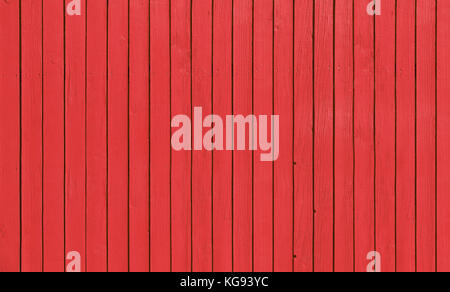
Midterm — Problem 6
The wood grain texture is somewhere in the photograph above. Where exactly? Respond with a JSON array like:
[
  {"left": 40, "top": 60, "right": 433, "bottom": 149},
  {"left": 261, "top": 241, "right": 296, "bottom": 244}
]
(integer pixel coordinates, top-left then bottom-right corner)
[
  {"left": 21, "top": 0, "right": 43, "bottom": 272},
  {"left": 437, "top": 0, "right": 450, "bottom": 273},
  {"left": 313, "top": 0, "right": 334, "bottom": 272},
  {"left": 86, "top": 0, "right": 107, "bottom": 272},
  {"left": 149, "top": 0, "right": 171, "bottom": 272},
  {"left": 232, "top": 0, "right": 253, "bottom": 272},
  {"left": 129, "top": 0, "right": 149, "bottom": 272},
  {"left": 396, "top": 0, "right": 416, "bottom": 272},
  {"left": 253, "top": 0, "right": 273, "bottom": 273},
  {"left": 416, "top": 0, "right": 436, "bottom": 272},
  {"left": 212, "top": 0, "right": 233, "bottom": 273},
  {"left": 43, "top": 0, "right": 65, "bottom": 272},
  {"left": 0, "top": 0, "right": 21, "bottom": 273},
  {"left": 192, "top": 0, "right": 213, "bottom": 272},
  {"left": 0, "top": 0, "right": 447, "bottom": 272},
  {"left": 334, "top": 0, "right": 354, "bottom": 272},
  {"left": 107, "top": 0, "right": 129, "bottom": 272},
  {"left": 375, "top": 0, "right": 396, "bottom": 272},
  {"left": 354, "top": 0, "right": 375, "bottom": 272},
  {"left": 274, "top": 0, "right": 294, "bottom": 273},
  {"left": 170, "top": 0, "right": 191, "bottom": 273},
  {"left": 293, "top": 0, "right": 313, "bottom": 273},
  {"left": 64, "top": 0, "right": 86, "bottom": 272}
]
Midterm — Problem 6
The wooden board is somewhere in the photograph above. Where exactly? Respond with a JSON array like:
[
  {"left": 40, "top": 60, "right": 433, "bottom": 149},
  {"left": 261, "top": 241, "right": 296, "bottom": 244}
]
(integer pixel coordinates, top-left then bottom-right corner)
[{"left": 0, "top": 0, "right": 446, "bottom": 272}]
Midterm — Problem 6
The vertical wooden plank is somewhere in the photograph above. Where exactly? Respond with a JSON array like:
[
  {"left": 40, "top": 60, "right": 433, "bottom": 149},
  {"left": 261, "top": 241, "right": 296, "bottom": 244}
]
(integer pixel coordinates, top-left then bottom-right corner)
[
  {"left": 86, "top": 0, "right": 107, "bottom": 272},
  {"left": 274, "top": 0, "right": 294, "bottom": 272},
  {"left": 416, "top": 0, "right": 436, "bottom": 272},
  {"left": 313, "top": 0, "right": 333, "bottom": 272},
  {"left": 107, "top": 0, "right": 129, "bottom": 272},
  {"left": 334, "top": 0, "right": 354, "bottom": 272},
  {"left": 354, "top": 0, "right": 375, "bottom": 272},
  {"left": 0, "top": 0, "right": 21, "bottom": 273},
  {"left": 192, "top": 0, "right": 213, "bottom": 272},
  {"left": 150, "top": 0, "right": 171, "bottom": 272},
  {"left": 21, "top": 0, "right": 43, "bottom": 272},
  {"left": 375, "top": 0, "right": 396, "bottom": 272},
  {"left": 43, "top": 0, "right": 65, "bottom": 272},
  {"left": 129, "top": 0, "right": 149, "bottom": 272},
  {"left": 212, "top": 0, "right": 233, "bottom": 272},
  {"left": 65, "top": 0, "right": 86, "bottom": 272},
  {"left": 253, "top": 0, "right": 273, "bottom": 272},
  {"left": 293, "top": 0, "right": 313, "bottom": 273},
  {"left": 171, "top": 0, "right": 191, "bottom": 272},
  {"left": 437, "top": 0, "right": 450, "bottom": 272},
  {"left": 233, "top": 0, "right": 253, "bottom": 272},
  {"left": 396, "top": 0, "right": 416, "bottom": 273}
]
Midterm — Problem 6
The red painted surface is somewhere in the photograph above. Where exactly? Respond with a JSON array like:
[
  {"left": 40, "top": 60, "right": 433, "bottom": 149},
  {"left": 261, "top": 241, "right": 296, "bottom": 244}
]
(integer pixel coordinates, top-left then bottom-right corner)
[
  {"left": 0, "top": 0, "right": 449, "bottom": 272},
  {"left": 43, "top": 0, "right": 65, "bottom": 272},
  {"left": 334, "top": 0, "right": 353, "bottom": 272},
  {"left": 171, "top": 0, "right": 191, "bottom": 272},
  {"left": 437, "top": 0, "right": 450, "bottom": 273},
  {"left": 254, "top": 0, "right": 274, "bottom": 272},
  {"left": 86, "top": 0, "right": 107, "bottom": 272},
  {"left": 64, "top": 0, "right": 86, "bottom": 273},
  {"left": 396, "top": 0, "right": 416, "bottom": 272},
  {"left": 212, "top": 0, "right": 233, "bottom": 272}
]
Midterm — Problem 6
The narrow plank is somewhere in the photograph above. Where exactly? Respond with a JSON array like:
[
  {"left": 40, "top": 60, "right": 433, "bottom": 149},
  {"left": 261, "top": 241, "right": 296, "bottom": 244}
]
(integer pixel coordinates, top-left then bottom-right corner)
[
  {"left": 253, "top": 0, "right": 273, "bottom": 272},
  {"left": 129, "top": 0, "right": 150, "bottom": 272},
  {"left": 86, "top": 0, "right": 107, "bottom": 272},
  {"left": 354, "top": 0, "right": 375, "bottom": 272},
  {"left": 233, "top": 0, "right": 253, "bottom": 272},
  {"left": 396, "top": 0, "right": 416, "bottom": 273},
  {"left": 21, "top": 0, "right": 43, "bottom": 272},
  {"left": 274, "top": 0, "right": 294, "bottom": 272},
  {"left": 171, "top": 0, "right": 192, "bottom": 272},
  {"left": 416, "top": 0, "right": 436, "bottom": 272},
  {"left": 334, "top": 0, "right": 354, "bottom": 272},
  {"left": 212, "top": 0, "right": 233, "bottom": 272},
  {"left": 313, "top": 0, "right": 333, "bottom": 272},
  {"left": 149, "top": 0, "right": 171, "bottom": 272},
  {"left": 107, "top": 0, "right": 129, "bottom": 272},
  {"left": 192, "top": 0, "right": 213, "bottom": 272},
  {"left": 0, "top": 0, "right": 21, "bottom": 273},
  {"left": 293, "top": 0, "right": 314, "bottom": 273},
  {"left": 43, "top": 0, "right": 65, "bottom": 272},
  {"left": 437, "top": 0, "right": 450, "bottom": 272},
  {"left": 65, "top": 0, "right": 86, "bottom": 272},
  {"left": 375, "top": 0, "right": 396, "bottom": 272}
]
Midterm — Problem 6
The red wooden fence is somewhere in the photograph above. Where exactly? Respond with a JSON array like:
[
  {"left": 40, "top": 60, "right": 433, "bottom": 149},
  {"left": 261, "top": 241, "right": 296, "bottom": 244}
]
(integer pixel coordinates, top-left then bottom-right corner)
[{"left": 0, "top": 0, "right": 449, "bottom": 272}]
